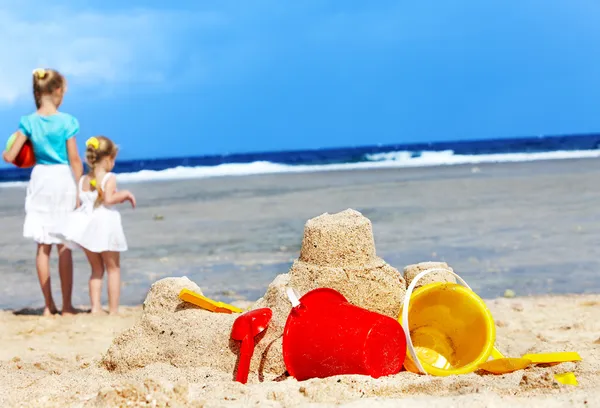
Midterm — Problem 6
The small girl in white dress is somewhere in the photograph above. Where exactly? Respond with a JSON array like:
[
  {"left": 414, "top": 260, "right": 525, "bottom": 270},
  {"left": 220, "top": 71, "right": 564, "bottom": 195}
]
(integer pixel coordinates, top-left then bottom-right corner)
[{"left": 58, "top": 136, "right": 136, "bottom": 314}]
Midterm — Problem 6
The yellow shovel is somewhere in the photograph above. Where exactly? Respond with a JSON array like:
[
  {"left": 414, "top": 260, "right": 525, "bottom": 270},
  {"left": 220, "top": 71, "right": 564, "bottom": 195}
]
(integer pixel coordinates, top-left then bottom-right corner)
[
  {"left": 479, "top": 350, "right": 581, "bottom": 375},
  {"left": 179, "top": 288, "right": 243, "bottom": 314},
  {"left": 522, "top": 352, "right": 581, "bottom": 365}
]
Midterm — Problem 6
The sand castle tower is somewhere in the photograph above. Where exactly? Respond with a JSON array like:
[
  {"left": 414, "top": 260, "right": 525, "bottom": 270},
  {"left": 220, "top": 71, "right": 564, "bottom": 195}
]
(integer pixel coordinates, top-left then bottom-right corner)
[
  {"left": 103, "top": 209, "right": 407, "bottom": 380},
  {"left": 291, "top": 209, "right": 405, "bottom": 315},
  {"left": 253, "top": 209, "right": 406, "bottom": 375}
]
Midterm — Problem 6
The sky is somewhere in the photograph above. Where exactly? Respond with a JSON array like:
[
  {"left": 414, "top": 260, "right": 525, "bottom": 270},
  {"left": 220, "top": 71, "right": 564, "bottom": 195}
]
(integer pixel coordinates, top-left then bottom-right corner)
[{"left": 1, "top": 0, "right": 600, "bottom": 161}]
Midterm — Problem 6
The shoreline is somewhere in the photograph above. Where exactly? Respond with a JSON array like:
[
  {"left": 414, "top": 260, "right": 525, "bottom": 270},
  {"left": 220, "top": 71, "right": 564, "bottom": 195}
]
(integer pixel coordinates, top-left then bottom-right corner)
[
  {"left": 1, "top": 155, "right": 600, "bottom": 189},
  {"left": 3, "top": 157, "right": 600, "bottom": 309}
]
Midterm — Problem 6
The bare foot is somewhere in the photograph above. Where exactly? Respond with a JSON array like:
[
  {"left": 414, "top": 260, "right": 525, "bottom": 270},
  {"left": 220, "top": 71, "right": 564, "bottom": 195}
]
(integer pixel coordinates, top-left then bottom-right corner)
[
  {"left": 61, "top": 306, "right": 78, "bottom": 316},
  {"left": 42, "top": 306, "right": 58, "bottom": 317},
  {"left": 108, "top": 310, "right": 119, "bottom": 316},
  {"left": 91, "top": 308, "right": 108, "bottom": 315}
]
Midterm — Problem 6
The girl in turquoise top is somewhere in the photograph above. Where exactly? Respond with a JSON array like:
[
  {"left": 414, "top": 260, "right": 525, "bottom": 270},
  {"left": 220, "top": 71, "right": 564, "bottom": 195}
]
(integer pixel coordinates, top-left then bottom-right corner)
[{"left": 3, "top": 68, "right": 84, "bottom": 316}]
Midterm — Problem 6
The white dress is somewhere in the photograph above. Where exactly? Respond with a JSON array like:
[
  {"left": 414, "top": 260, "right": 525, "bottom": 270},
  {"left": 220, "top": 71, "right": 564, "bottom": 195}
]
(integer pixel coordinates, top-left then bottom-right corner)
[
  {"left": 56, "top": 172, "right": 128, "bottom": 253},
  {"left": 23, "top": 164, "right": 77, "bottom": 245}
]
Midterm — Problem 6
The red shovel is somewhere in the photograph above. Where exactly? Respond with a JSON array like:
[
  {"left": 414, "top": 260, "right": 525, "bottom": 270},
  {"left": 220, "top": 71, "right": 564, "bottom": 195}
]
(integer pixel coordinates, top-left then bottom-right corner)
[{"left": 231, "top": 308, "right": 273, "bottom": 384}]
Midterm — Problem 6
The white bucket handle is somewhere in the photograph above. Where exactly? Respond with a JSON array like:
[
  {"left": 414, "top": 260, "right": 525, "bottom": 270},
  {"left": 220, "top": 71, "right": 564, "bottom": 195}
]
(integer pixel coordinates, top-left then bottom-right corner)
[
  {"left": 401, "top": 268, "right": 473, "bottom": 375},
  {"left": 286, "top": 287, "right": 301, "bottom": 308}
]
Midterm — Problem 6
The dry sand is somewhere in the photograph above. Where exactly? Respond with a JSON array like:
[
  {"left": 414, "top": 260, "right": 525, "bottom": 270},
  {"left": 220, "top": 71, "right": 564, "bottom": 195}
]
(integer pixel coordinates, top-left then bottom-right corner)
[
  {"left": 1, "top": 293, "right": 598, "bottom": 407},
  {"left": 1, "top": 209, "right": 599, "bottom": 407}
]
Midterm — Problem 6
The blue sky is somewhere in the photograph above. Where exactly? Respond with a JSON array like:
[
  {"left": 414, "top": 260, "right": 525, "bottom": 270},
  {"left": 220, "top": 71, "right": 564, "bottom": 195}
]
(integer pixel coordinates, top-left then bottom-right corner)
[{"left": 1, "top": 0, "right": 600, "bottom": 161}]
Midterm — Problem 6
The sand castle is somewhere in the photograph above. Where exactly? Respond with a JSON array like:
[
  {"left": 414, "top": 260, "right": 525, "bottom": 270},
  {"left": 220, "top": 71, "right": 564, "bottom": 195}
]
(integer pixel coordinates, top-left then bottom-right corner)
[
  {"left": 403, "top": 261, "right": 456, "bottom": 289},
  {"left": 103, "top": 277, "right": 241, "bottom": 374},
  {"left": 103, "top": 209, "right": 451, "bottom": 380}
]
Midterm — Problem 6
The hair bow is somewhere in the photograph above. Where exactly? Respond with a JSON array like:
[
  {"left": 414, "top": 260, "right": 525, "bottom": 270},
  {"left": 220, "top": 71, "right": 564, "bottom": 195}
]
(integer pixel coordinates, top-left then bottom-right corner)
[
  {"left": 86, "top": 137, "right": 100, "bottom": 150},
  {"left": 89, "top": 179, "right": 97, "bottom": 188},
  {"left": 32, "top": 68, "right": 47, "bottom": 79}
]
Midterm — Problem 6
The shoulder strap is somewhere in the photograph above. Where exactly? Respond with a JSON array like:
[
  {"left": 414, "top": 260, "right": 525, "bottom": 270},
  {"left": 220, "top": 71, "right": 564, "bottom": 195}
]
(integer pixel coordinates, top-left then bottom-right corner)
[
  {"left": 78, "top": 176, "right": 85, "bottom": 192},
  {"left": 100, "top": 172, "right": 114, "bottom": 190}
]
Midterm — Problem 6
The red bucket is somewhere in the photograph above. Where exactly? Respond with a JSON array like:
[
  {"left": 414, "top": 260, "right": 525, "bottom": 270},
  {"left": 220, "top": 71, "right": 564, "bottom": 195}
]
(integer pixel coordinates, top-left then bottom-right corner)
[
  {"left": 13, "top": 140, "right": 35, "bottom": 168},
  {"left": 5, "top": 134, "right": 35, "bottom": 169},
  {"left": 282, "top": 288, "right": 406, "bottom": 381}
]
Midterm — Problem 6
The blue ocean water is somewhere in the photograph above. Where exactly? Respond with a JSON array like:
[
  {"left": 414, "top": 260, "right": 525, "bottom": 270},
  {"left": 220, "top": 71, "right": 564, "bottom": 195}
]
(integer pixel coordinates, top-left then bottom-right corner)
[{"left": 2, "top": 134, "right": 600, "bottom": 185}]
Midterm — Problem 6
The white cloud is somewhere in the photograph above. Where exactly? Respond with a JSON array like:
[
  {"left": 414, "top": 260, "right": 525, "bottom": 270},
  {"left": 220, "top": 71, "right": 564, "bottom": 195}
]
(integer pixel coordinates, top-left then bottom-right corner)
[{"left": 0, "top": 3, "right": 223, "bottom": 105}]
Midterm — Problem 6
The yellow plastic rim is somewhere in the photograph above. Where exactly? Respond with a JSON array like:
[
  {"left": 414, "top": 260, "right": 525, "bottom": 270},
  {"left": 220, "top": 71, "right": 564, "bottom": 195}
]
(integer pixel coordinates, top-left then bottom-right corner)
[{"left": 400, "top": 269, "right": 496, "bottom": 376}]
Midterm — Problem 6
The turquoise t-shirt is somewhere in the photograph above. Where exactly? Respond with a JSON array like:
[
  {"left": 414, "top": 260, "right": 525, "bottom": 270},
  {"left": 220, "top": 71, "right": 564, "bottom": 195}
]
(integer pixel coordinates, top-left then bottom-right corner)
[{"left": 18, "top": 112, "right": 80, "bottom": 165}]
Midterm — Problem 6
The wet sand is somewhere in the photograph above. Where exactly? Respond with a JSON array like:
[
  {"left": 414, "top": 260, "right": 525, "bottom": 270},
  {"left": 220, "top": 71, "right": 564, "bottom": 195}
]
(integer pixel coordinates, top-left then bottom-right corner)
[{"left": 2, "top": 158, "right": 600, "bottom": 310}]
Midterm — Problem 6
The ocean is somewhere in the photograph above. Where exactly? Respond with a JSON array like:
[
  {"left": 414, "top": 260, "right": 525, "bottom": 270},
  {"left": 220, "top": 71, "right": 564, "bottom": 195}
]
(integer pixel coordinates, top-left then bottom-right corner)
[{"left": 2, "top": 134, "right": 600, "bottom": 187}]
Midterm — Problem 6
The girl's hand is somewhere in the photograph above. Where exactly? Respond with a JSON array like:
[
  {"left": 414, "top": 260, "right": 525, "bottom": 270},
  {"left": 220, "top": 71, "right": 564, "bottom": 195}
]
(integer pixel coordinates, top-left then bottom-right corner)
[
  {"left": 2, "top": 151, "right": 9, "bottom": 163},
  {"left": 124, "top": 191, "right": 136, "bottom": 208}
]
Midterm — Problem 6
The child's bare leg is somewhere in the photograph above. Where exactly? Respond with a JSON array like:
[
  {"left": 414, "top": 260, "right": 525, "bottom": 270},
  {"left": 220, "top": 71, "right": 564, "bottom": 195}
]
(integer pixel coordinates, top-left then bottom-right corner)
[
  {"left": 101, "top": 251, "right": 121, "bottom": 315},
  {"left": 84, "top": 249, "right": 105, "bottom": 314},
  {"left": 58, "top": 244, "right": 76, "bottom": 315},
  {"left": 36, "top": 244, "right": 57, "bottom": 316}
]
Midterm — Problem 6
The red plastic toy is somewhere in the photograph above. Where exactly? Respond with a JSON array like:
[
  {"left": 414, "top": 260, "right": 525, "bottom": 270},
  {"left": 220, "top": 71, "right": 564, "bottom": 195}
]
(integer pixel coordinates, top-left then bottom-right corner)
[
  {"left": 283, "top": 288, "right": 406, "bottom": 381},
  {"left": 231, "top": 308, "right": 273, "bottom": 384},
  {"left": 5, "top": 133, "right": 35, "bottom": 168}
]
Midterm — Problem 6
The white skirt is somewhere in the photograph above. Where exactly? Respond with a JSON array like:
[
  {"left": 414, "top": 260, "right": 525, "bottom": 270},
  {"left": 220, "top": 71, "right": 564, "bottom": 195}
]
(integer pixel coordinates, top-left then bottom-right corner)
[
  {"left": 58, "top": 206, "right": 128, "bottom": 253},
  {"left": 23, "top": 164, "right": 77, "bottom": 245}
]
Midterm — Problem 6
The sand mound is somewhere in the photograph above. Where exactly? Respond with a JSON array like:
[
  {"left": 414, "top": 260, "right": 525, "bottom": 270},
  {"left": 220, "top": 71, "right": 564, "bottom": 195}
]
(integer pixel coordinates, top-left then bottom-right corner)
[
  {"left": 103, "top": 209, "right": 406, "bottom": 381},
  {"left": 291, "top": 209, "right": 406, "bottom": 317},
  {"left": 253, "top": 209, "right": 406, "bottom": 376},
  {"left": 403, "top": 262, "right": 457, "bottom": 289},
  {"left": 102, "top": 277, "right": 239, "bottom": 375}
]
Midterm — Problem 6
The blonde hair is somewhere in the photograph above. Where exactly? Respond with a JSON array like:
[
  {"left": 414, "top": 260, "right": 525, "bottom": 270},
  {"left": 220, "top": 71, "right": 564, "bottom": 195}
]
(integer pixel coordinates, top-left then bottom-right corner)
[
  {"left": 32, "top": 68, "right": 65, "bottom": 109},
  {"left": 85, "top": 136, "right": 118, "bottom": 208}
]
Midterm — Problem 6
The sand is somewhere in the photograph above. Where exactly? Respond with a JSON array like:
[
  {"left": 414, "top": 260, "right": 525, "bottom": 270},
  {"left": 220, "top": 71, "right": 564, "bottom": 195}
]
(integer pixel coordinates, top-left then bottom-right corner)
[
  {"left": 1, "top": 209, "right": 598, "bottom": 407},
  {"left": 1, "top": 292, "right": 598, "bottom": 407},
  {"left": 103, "top": 210, "right": 406, "bottom": 378},
  {"left": 2, "top": 160, "right": 600, "bottom": 407}
]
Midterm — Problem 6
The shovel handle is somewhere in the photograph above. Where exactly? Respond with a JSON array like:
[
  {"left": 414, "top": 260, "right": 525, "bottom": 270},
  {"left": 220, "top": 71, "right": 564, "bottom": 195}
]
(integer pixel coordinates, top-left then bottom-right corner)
[{"left": 235, "top": 335, "right": 255, "bottom": 384}]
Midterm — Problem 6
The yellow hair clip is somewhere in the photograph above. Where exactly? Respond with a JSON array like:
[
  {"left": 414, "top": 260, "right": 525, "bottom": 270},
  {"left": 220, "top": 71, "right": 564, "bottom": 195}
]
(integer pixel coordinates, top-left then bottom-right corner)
[
  {"left": 89, "top": 179, "right": 97, "bottom": 188},
  {"left": 86, "top": 137, "right": 100, "bottom": 150},
  {"left": 32, "top": 68, "right": 47, "bottom": 79}
]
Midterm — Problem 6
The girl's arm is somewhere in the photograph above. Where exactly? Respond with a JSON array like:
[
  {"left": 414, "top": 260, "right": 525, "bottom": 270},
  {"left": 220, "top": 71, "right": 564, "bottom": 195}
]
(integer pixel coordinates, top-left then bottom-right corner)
[
  {"left": 2, "top": 131, "right": 27, "bottom": 163},
  {"left": 66, "top": 137, "right": 83, "bottom": 182},
  {"left": 66, "top": 137, "right": 83, "bottom": 208},
  {"left": 103, "top": 175, "right": 136, "bottom": 208}
]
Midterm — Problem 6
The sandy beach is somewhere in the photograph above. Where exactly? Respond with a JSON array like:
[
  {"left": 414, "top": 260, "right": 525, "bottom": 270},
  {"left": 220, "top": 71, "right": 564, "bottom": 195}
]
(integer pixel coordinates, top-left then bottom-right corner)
[
  {"left": 0, "top": 293, "right": 598, "bottom": 407},
  {"left": 1, "top": 159, "right": 600, "bottom": 406}
]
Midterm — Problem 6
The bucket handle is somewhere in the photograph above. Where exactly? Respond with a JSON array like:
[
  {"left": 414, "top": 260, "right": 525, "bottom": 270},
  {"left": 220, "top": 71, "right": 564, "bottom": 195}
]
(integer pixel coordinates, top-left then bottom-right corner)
[
  {"left": 401, "top": 268, "right": 475, "bottom": 375},
  {"left": 286, "top": 287, "right": 301, "bottom": 308}
]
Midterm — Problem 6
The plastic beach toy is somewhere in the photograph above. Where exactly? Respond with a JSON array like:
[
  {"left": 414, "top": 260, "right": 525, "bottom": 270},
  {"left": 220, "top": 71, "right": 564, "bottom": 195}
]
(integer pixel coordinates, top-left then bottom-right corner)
[
  {"left": 554, "top": 372, "right": 578, "bottom": 386},
  {"left": 5, "top": 133, "right": 35, "bottom": 168},
  {"left": 401, "top": 269, "right": 583, "bottom": 376},
  {"left": 478, "top": 351, "right": 582, "bottom": 375},
  {"left": 283, "top": 287, "right": 406, "bottom": 381},
  {"left": 522, "top": 352, "right": 581, "bottom": 365},
  {"left": 231, "top": 308, "right": 272, "bottom": 384},
  {"left": 400, "top": 268, "right": 496, "bottom": 376},
  {"left": 478, "top": 357, "right": 533, "bottom": 374},
  {"left": 179, "top": 288, "right": 243, "bottom": 314}
]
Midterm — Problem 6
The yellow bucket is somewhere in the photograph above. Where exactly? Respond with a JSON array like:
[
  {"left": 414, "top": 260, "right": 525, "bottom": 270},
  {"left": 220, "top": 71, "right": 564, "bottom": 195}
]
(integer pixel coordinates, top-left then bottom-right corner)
[{"left": 399, "top": 268, "right": 496, "bottom": 376}]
